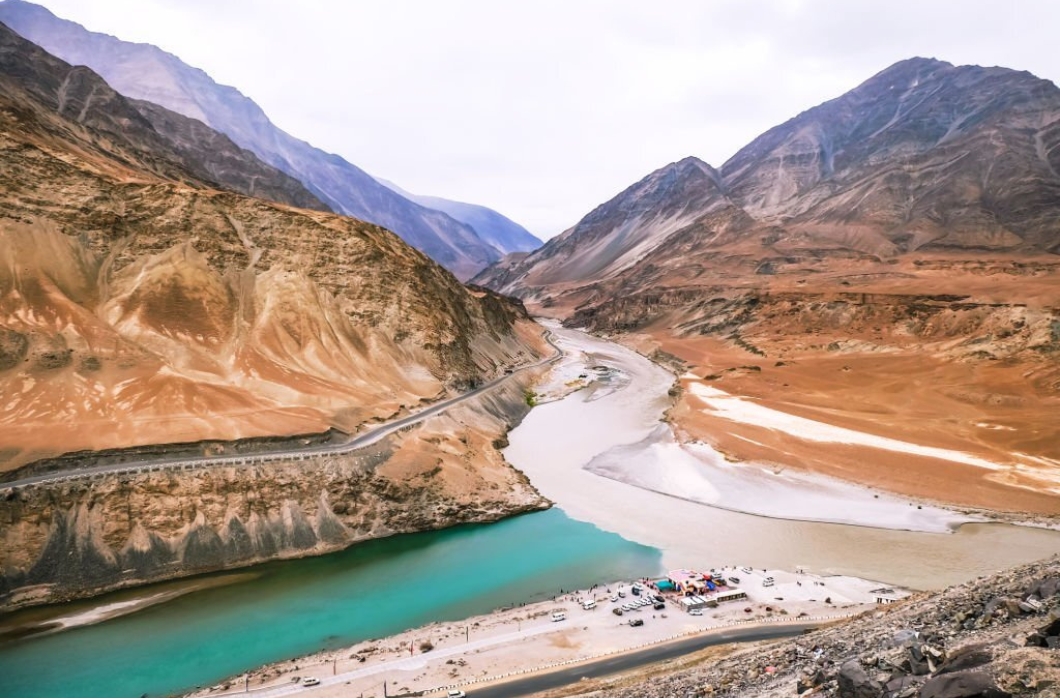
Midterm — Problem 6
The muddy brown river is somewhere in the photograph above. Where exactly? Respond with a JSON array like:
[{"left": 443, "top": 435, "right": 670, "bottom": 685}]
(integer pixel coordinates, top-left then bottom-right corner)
[{"left": 505, "top": 324, "right": 1060, "bottom": 590}]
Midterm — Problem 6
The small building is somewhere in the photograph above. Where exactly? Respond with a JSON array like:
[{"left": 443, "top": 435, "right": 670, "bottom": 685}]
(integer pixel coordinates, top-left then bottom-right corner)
[
  {"left": 714, "top": 588, "right": 747, "bottom": 603},
  {"left": 668, "top": 569, "right": 711, "bottom": 595},
  {"left": 678, "top": 596, "right": 700, "bottom": 611},
  {"left": 679, "top": 595, "right": 715, "bottom": 611}
]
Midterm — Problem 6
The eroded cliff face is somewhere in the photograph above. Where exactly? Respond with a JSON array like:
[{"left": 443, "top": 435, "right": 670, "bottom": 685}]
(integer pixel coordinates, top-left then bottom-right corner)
[{"left": 0, "top": 374, "right": 547, "bottom": 611}]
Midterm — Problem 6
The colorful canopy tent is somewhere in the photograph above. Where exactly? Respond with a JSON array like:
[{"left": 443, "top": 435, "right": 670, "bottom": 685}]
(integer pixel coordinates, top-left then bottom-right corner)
[{"left": 656, "top": 580, "right": 676, "bottom": 591}]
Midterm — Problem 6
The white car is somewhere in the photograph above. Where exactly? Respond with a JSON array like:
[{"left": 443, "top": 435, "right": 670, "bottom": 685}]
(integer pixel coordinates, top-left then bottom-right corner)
[
  {"left": 611, "top": 595, "right": 619, "bottom": 603},
  {"left": 447, "top": 690, "right": 466, "bottom": 698},
  {"left": 690, "top": 609, "right": 704, "bottom": 616},
  {"left": 301, "top": 677, "right": 320, "bottom": 687}
]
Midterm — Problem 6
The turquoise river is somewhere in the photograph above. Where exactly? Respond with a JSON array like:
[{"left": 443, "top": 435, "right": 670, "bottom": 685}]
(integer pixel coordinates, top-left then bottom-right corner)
[{"left": 0, "top": 509, "right": 660, "bottom": 697}]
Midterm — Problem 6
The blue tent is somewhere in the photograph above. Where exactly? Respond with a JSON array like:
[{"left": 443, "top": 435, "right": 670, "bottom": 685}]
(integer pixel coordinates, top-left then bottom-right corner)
[{"left": 656, "top": 580, "right": 676, "bottom": 591}]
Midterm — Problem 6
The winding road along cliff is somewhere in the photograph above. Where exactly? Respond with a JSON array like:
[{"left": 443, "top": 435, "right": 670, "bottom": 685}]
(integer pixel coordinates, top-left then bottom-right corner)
[{"left": 0, "top": 337, "right": 562, "bottom": 612}]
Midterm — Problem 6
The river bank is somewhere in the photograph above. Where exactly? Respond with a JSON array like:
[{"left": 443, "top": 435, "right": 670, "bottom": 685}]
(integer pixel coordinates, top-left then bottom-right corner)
[
  {"left": 194, "top": 566, "right": 892, "bottom": 698},
  {"left": 0, "top": 510, "right": 659, "bottom": 698}
]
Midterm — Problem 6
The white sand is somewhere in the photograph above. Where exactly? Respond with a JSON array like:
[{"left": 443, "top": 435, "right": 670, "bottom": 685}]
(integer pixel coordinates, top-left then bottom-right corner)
[
  {"left": 691, "top": 382, "right": 1007, "bottom": 473},
  {"left": 586, "top": 424, "right": 975, "bottom": 533}
]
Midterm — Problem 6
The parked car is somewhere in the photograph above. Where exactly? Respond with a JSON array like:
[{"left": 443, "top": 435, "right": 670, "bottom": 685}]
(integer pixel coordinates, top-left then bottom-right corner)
[
  {"left": 653, "top": 602, "right": 666, "bottom": 610},
  {"left": 447, "top": 690, "right": 466, "bottom": 699},
  {"left": 763, "top": 577, "right": 775, "bottom": 587},
  {"left": 612, "top": 607, "right": 624, "bottom": 616},
  {"left": 629, "top": 618, "right": 644, "bottom": 627},
  {"left": 689, "top": 609, "right": 704, "bottom": 616},
  {"left": 301, "top": 677, "right": 320, "bottom": 687},
  {"left": 551, "top": 612, "right": 566, "bottom": 622},
  {"left": 618, "top": 591, "right": 626, "bottom": 598},
  {"left": 653, "top": 594, "right": 665, "bottom": 602},
  {"left": 729, "top": 576, "right": 741, "bottom": 584},
  {"left": 610, "top": 595, "right": 619, "bottom": 603},
  {"left": 741, "top": 566, "right": 753, "bottom": 574}
]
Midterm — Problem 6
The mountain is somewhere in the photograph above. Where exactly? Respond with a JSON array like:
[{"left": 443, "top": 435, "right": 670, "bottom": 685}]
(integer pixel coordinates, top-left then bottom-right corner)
[
  {"left": 721, "top": 57, "right": 1060, "bottom": 254},
  {"left": 0, "top": 0, "right": 506, "bottom": 279},
  {"left": 378, "top": 178, "right": 542, "bottom": 254},
  {"left": 474, "top": 57, "right": 1060, "bottom": 515},
  {"left": 478, "top": 58, "right": 1060, "bottom": 299},
  {"left": 473, "top": 156, "right": 751, "bottom": 297},
  {"left": 0, "top": 20, "right": 543, "bottom": 471}
]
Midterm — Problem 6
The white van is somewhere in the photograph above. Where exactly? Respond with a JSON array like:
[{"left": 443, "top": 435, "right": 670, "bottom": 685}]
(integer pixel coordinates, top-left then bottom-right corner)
[
  {"left": 763, "top": 577, "right": 775, "bottom": 587},
  {"left": 551, "top": 611, "right": 566, "bottom": 622},
  {"left": 581, "top": 599, "right": 596, "bottom": 610}
]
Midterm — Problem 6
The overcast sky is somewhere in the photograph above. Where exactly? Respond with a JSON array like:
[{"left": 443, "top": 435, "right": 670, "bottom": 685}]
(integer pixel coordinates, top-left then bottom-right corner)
[{"left": 30, "top": 0, "right": 1060, "bottom": 239}]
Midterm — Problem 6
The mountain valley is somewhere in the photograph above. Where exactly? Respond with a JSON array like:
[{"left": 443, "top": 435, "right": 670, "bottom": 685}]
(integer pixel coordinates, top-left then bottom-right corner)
[
  {"left": 1, "top": 4, "right": 1059, "bottom": 698},
  {"left": 476, "top": 57, "right": 1060, "bottom": 517}
]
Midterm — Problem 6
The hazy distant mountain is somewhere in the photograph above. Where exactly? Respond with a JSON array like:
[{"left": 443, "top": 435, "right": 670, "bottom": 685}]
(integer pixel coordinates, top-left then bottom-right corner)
[
  {"left": 378, "top": 178, "right": 542, "bottom": 254},
  {"left": 0, "top": 0, "right": 505, "bottom": 279},
  {"left": 476, "top": 57, "right": 1060, "bottom": 298}
]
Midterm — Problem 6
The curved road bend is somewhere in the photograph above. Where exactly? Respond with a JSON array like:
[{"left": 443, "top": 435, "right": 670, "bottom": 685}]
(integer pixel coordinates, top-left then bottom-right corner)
[
  {"left": 1, "top": 333, "right": 564, "bottom": 491},
  {"left": 465, "top": 622, "right": 814, "bottom": 698}
]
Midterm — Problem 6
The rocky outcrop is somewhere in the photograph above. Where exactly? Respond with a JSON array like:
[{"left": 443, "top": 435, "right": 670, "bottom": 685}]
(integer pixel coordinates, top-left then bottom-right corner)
[
  {"left": 581, "top": 557, "right": 1060, "bottom": 698},
  {"left": 569, "top": 289, "right": 1060, "bottom": 367},
  {"left": 0, "top": 372, "right": 549, "bottom": 611}
]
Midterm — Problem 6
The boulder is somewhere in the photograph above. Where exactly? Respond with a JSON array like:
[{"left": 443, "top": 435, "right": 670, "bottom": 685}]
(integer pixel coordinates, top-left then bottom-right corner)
[
  {"left": 935, "top": 644, "right": 992, "bottom": 674},
  {"left": 838, "top": 659, "right": 882, "bottom": 698},
  {"left": 918, "top": 671, "right": 1010, "bottom": 698},
  {"left": 886, "top": 675, "right": 917, "bottom": 696},
  {"left": 1023, "top": 577, "right": 1060, "bottom": 601}
]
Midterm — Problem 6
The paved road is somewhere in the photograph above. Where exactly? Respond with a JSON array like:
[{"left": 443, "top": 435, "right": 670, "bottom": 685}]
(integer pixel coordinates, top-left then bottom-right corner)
[
  {"left": 231, "top": 619, "right": 575, "bottom": 698},
  {"left": 465, "top": 622, "right": 814, "bottom": 698},
  {"left": 1, "top": 334, "right": 563, "bottom": 491}
]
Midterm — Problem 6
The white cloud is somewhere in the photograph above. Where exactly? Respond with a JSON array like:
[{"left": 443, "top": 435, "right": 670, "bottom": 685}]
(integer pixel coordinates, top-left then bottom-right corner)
[{"left": 31, "top": 0, "right": 1060, "bottom": 239}]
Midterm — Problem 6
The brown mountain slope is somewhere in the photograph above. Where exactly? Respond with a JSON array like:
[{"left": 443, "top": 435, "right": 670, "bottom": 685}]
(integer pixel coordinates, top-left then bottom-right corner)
[
  {"left": 722, "top": 57, "right": 1060, "bottom": 254},
  {"left": 475, "top": 58, "right": 1060, "bottom": 515},
  {"left": 0, "top": 23, "right": 542, "bottom": 471}
]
